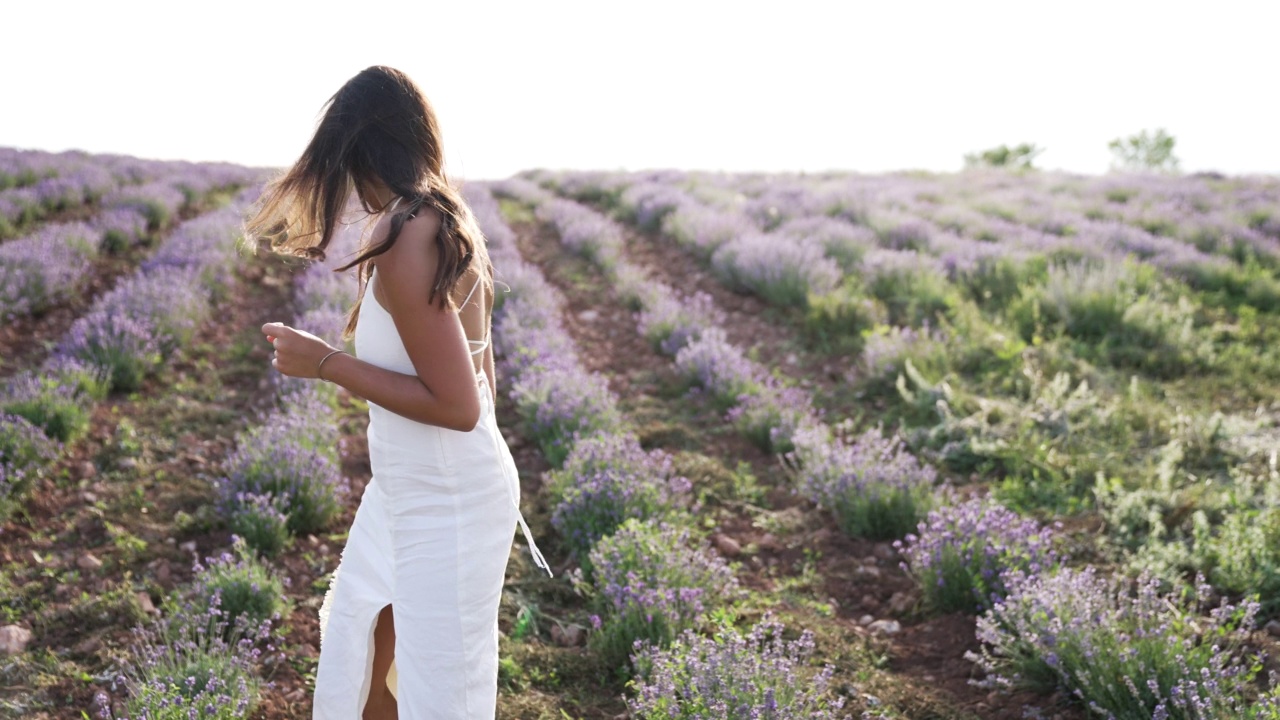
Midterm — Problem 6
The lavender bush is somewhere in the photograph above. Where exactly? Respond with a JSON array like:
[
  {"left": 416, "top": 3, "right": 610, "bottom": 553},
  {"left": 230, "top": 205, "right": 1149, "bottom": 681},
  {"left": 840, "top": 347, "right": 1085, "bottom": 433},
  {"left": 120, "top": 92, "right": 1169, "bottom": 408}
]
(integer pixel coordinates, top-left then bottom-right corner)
[
  {"left": 710, "top": 232, "right": 841, "bottom": 306},
  {"left": 0, "top": 356, "right": 109, "bottom": 441},
  {"left": 510, "top": 364, "right": 624, "bottom": 468},
  {"left": 726, "top": 382, "right": 818, "bottom": 454},
  {"left": 628, "top": 616, "right": 847, "bottom": 719},
  {"left": 582, "top": 519, "right": 738, "bottom": 670},
  {"left": 166, "top": 537, "right": 291, "bottom": 640},
  {"left": 0, "top": 413, "right": 60, "bottom": 513},
  {"left": 894, "top": 497, "right": 1060, "bottom": 613},
  {"left": 549, "top": 434, "right": 691, "bottom": 564},
  {"left": 0, "top": 221, "right": 98, "bottom": 319},
  {"left": 788, "top": 424, "right": 939, "bottom": 540},
  {"left": 967, "top": 568, "right": 1266, "bottom": 719},
  {"left": 98, "top": 589, "right": 276, "bottom": 720},
  {"left": 673, "top": 328, "right": 763, "bottom": 407},
  {"left": 225, "top": 492, "right": 292, "bottom": 557},
  {"left": 217, "top": 396, "right": 347, "bottom": 536}
]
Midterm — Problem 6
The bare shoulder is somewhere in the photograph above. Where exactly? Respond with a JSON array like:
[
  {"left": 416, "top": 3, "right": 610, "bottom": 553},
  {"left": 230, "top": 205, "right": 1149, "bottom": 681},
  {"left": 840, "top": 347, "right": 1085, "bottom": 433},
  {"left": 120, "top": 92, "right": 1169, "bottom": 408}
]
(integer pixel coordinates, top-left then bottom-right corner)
[{"left": 371, "top": 204, "right": 444, "bottom": 280}]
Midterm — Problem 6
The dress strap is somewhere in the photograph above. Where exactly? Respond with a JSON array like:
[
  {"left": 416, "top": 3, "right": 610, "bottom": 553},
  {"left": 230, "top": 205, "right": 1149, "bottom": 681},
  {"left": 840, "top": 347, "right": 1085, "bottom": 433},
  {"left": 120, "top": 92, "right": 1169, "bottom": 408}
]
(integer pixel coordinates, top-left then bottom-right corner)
[{"left": 458, "top": 273, "right": 483, "bottom": 311}]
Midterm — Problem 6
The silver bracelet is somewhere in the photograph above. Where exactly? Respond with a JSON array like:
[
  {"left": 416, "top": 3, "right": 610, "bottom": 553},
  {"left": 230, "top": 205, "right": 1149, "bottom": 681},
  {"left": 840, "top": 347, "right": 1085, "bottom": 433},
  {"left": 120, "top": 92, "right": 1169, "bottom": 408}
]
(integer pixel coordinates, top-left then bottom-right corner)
[{"left": 317, "top": 349, "right": 344, "bottom": 382}]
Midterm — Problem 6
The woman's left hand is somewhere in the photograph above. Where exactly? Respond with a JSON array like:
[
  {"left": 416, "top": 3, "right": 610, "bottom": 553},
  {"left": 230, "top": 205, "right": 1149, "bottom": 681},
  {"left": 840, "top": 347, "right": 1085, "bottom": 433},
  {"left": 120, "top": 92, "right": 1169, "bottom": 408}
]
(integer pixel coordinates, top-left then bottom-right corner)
[{"left": 261, "top": 322, "right": 337, "bottom": 379}]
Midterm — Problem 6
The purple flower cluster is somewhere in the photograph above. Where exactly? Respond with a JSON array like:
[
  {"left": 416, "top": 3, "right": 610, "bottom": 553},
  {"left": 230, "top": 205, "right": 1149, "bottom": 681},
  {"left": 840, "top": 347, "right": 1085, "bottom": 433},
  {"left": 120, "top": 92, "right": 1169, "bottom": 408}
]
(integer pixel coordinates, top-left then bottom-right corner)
[
  {"left": 893, "top": 497, "right": 1060, "bottom": 613},
  {"left": 674, "top": 329, "right": 763, "bottom": 405},
  {"left": 710, "top": 232, "right": 842, "bottom": 306},
  {"left": 0, "top": 221, "right": 99, "bottom": 319},
  {"left": 95, "top": 207, "right": 149, "bottom": 252},
  {"left": 619, "top": 182, "right": 696, "bottom": 232},
  {"left": 582, "top": 519, "right": 737, "bottom": 668},
  {"left": 216, "top": 383, "right": 347, "bottom": 537},
  {"left": 177, "top": 537, "right": 290, "bottom": 638},
  {"left": 859, "top": 323, "right": 948, "bottom": 384},
  {"left": 628, "top": 615, "right": 847, "bottom": 719},
  {"left": 775, "top": 216, "right": 877, "bottom": 272},
  {"left": 725, "top": 383, "right": 820, "bottom": 454},
  {"left": 967, "top": 568, "right": 1266, "bottom": 719},
  {"left": 549, "top": 434, "right": 691, "bottom": 562},
  {"left": 98, "top": 585, "right": 277, "bottom": 720},
  {"left": 0, "top": 413, "right": 60, "bottom": 509},
  {"left": 661, "top": 202, "right": 758, "bottom": 258},
  {"left": 534, "top": 197, "right": 627, "bottom": 270},
  {"left": 788, "top": 424, "right": 939, "bottom": 540},
  {"left": 635, "top": 288, "right": 724, "bottom": 355}
]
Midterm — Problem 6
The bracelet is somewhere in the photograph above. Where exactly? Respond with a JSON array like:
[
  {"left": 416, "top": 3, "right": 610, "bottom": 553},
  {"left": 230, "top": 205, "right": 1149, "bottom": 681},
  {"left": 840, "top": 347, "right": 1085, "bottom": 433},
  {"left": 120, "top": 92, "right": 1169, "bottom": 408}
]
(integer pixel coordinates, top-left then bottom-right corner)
[{"left": 317, "top": 349, "right": 344, "bottom": 382}]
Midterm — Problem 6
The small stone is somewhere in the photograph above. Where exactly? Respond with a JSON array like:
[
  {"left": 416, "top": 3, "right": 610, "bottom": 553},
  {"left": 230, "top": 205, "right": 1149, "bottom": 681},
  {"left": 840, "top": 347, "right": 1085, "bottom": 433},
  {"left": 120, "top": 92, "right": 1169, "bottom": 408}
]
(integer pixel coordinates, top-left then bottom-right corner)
[
  {"left": 285, "top": 689, "right": 307, "bottom": 703},
  {"left": 318, "top": 544, "right": 330, "bottom": 556},
  {"left": 888, "top": 591, "right": 913, "bottom": 615},
  {"left": 923, "top": 674, "right": 935, "bottom": 683},
  {"left": 117, "top": 458, "right": 138, "bottom": 470},
  {"left": 859, "top": 594, "right": 880, "bottom": 611},
  {"left": 810, "top": 527, "right": 833, "bottom": 544},
  {"left": 307, "top": 535, "right": 320, "bottom": 547},
  {"left": 873, "top": 542, "right": 897, "bottom": 561},
  {"left": 858, "top": 614, "right": 875, "bottom": 626},
  {"left": 135, "top": 592, "right": 157, "bottom": 615},
  {"left": 561, "top": 625, "right": 584, "bottom": 646},
  {"left": 0, "top": 625, "right": 33, "bottom": 656},
  {"left": 577, "top": 310, "right": 599, "bottom": 322},
  {"left": 80, "top": 490, "right": 98, "bottom": 504},
  {"left": 74, "top": 636, "right": 101, "bottom": 655},
  {"left": 164, "top": 537, "right": 176, "bottom": 546},
  {"left": 77, "top": 553, "right": 103, "bottom": 571},
  {"left": 854, "top": 565, "right": 881, "bottom": 579},
  {"left": 757, "top": 533, "right": 780, "bottom": 552},
  {"left": 711, "top": 534, "right": 741, "bottom": 558},
  {"left": 785, "top": 353, "right": 798, "bottom": 365},
  {"left": 1266, "top": 620, "right": 1280, "bottom": 638},
  {"left": 867, "top": 619, "right": 901, "bottom": 636},
  {"left": 179, "top": 541, "right": 197, "bottom": 554},
  {"left": 78, "top": 461, "right": 97, "bottom": 479}
]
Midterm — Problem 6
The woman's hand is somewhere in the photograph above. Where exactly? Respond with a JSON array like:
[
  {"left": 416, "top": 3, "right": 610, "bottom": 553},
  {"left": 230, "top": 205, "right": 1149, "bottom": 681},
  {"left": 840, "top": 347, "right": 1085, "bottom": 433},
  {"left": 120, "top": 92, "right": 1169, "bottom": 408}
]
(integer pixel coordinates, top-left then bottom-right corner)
[{"left": 261, "top": 322, "right": 339, "bottom": 379}]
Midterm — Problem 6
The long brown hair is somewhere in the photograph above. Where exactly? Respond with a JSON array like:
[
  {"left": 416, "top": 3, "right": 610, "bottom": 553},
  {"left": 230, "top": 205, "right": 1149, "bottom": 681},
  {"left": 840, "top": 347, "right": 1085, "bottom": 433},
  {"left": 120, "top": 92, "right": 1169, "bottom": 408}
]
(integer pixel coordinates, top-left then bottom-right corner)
[{"left": 243, "top": 65, "right": 491, "bottom": 340}]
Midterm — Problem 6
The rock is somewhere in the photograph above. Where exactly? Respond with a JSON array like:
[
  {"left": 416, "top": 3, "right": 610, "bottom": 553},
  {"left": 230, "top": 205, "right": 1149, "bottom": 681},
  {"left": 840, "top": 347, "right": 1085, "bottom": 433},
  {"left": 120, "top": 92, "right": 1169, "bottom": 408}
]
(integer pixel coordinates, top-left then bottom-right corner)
[
  {"left": 178, "top": 540, "right": 197, "bottom": 554},
  {"left": 867, "top": 619, "right": 901, "bottom": 636},
  {"left": 80, "top": 490, "right": 98, "bottom": 504},
  {"left": 78, "top": 461, "right": 97, "bottom": 479},
  {"left": 711, "top": 534, "right": 741, "bottom": 558},
  {"left": 858, "top": 614, "right": 875, "bottom": 626},
  {"left": 757, "top": 533, "right": 780, "bottom": 552},
  {"left": 0, "top": 625, "right": 33, "bottom": 655},
  {"left": 117, "top": 458, "right": 138, "bottom": 470},
  {"left": 74, "top": 636, "right": 101, "bottom": 655},
  {"left": 77, "top": 553, "right": 103, "bottom": 571},
  {"left": 154, "top": 560, "right": 171, "bottom": 583},
  {"left": 854, "top": 565, "right": 881, "bottom": 579},
  {"left": 284, "top": 689, "right": 307, "bottom": 703},
  {"left": 810, "top": 527, "right": 833, "bottom": 544},
  {"left": 873, "top": 542, "right": 897, "bottom": 561},
  {"left": 550, "top": 623, "right": 582, "bottom": 647},
  {"left": 888, "top": 591, "right": 914, "bottom": 615},
  {"left": 859, "top": 594, "right": 880, "bottom": 611},
  {"left": 1266, "top": 620, "right": 1280, "bottom": 638},
  {"left": 135, "top": 592, "right": 157, "bottom": 615},
  {"left": 785, "top": 353, "right": 798, "bottom": 366},
  {"left": 577, "top": 310, "right": 599, "bottom": 322}
]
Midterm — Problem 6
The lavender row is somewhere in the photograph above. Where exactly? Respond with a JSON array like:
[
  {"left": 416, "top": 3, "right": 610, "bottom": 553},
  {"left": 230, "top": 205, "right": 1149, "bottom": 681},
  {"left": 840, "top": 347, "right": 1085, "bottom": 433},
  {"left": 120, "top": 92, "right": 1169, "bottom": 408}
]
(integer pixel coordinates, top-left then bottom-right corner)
[
  {"left": 0, "top": 193, "right": 255, "bottom": 519},
  {"left": 469, "top": 185, "right": 827, "bottom": 709},
  {"left": 213, "top": 209, "right": 365, "bottom": 556},
  {"left": 493, "top": 181, "right": 942, "bottom": 542},
  {"left": 0, "top": 146, "right": 264, "bottom": 238}
]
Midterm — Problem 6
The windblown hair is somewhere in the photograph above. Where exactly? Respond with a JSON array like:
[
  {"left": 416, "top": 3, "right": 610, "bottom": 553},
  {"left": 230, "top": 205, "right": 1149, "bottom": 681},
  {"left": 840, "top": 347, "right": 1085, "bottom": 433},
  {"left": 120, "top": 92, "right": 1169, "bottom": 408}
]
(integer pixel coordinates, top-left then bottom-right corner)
[{"left": 243, "top": 65, "right": 491, "bottom": 340}]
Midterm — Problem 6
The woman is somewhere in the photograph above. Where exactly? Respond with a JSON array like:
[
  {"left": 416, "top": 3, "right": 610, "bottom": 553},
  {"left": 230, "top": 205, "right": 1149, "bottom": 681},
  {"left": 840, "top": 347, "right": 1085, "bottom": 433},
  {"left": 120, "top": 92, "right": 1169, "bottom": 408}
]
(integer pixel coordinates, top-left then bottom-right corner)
[{"left": 244, "top": 65, "right": 551, "bottom": 720}]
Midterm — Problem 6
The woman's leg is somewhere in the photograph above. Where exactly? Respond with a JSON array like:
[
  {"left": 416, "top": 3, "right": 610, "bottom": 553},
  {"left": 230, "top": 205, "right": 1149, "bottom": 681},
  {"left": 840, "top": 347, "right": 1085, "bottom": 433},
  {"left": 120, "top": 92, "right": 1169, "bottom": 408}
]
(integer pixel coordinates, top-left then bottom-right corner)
[{"left": 362, "top": 604, "right": 398, "bottom": 720}]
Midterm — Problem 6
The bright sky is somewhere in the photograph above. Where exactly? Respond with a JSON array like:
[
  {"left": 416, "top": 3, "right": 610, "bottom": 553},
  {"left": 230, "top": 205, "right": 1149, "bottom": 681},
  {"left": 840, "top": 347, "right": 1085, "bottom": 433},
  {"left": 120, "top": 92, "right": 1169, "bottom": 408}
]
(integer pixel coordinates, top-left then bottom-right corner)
[{"left": 5, "top": 0, "right": 1277, "bottom": 179}]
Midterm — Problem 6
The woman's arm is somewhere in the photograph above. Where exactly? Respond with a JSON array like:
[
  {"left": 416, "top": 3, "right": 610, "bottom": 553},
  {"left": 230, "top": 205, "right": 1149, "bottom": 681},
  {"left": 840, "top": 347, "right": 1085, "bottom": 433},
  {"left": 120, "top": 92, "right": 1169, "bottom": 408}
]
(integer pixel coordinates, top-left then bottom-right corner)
[{"left": 262, "top": 207, "right": 483, "bottom": 432}]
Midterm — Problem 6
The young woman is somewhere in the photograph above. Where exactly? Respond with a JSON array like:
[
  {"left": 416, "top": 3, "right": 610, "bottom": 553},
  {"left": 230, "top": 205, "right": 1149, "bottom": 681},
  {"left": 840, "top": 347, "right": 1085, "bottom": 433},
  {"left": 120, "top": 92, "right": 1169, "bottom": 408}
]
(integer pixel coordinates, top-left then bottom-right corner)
[{"left": 244, "top": 65, "right": 551, "bottom": 720}]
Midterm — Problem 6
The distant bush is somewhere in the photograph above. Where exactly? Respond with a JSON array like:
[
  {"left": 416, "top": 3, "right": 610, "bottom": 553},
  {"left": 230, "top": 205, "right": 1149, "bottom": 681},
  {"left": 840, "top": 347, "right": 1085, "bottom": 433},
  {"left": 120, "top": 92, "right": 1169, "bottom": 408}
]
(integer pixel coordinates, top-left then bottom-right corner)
[
  {"left": 964, "top": 143, "right": 1043, "bottom": 169},
  {"left": 1109, "top": 128, "right": 1180, "bottom": 172}
]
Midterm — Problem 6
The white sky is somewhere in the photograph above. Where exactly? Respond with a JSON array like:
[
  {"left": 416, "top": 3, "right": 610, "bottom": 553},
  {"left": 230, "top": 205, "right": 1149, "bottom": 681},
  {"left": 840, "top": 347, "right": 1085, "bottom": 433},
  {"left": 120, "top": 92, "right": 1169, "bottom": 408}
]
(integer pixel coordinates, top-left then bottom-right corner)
[{"left": 4, "top": 0, "right": 1277, "bottom": 180}]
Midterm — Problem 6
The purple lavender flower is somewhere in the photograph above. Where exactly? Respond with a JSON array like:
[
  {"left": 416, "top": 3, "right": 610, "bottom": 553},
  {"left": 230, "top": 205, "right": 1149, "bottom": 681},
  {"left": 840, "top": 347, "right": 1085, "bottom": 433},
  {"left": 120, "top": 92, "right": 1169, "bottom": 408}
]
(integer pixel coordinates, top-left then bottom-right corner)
[
  {"left": 788, "top": 424, "right": 939, "bottom": 540},
  {"left": 674, "top": 328, "right": 763, "bottom": 405},
  {"left": 710, "top": 232, "right": 841, "bottom": 306},
  {"left": 628, "top": 614, "right": 846, "bottom": 719},
  {"left": 581, "top": 519, "right": 738, "bottom": 669},
  {"left": 894, "top": 497, "right": 1060, "bottom": 613}
]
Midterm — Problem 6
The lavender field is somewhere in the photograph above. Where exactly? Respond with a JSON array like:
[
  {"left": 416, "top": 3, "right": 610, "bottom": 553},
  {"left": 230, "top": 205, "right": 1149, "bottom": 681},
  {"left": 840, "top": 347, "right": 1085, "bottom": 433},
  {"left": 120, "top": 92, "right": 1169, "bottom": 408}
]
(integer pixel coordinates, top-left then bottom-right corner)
[{"left": 3, "top": 146, "right": 1280, "bottom": 719}]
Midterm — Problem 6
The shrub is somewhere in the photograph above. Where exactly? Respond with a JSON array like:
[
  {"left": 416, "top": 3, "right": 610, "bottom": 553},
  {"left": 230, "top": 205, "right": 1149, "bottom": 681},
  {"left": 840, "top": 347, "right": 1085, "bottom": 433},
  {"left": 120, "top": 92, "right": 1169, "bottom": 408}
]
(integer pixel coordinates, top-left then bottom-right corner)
[
  {"left": 894, "top": 497, "right": 1060, "bottom": 613},
  {"left": 967, "top": 567, "right": 1265, "bottom": 719},
  {"left": 226, "top": 492, "right": 292, "bottom": 558},
  {"left": 710, "top": 232, "right": 841, "bottom": 306},
  {"left": 725, "top": 383, "right": 817, "bottom": 455},
  {"left": 1, "top": 357, "right": 108, "bottom": 441},
  {"left": 510, "top": 363, "right": 623, "bottom": 467},
  {"left": 100, "top": 588, "right": 277, "bottom": 720},
  {"left": 172, "top": 537, "right": 291, "bottom": 638},
  {"left": 0, "top": 413, "right": 59, "bottom": 512},
  {"left": 60, "top": 309, "right": 160, "bottom": 392},
  {"left": 789, "top": 424, "right": 939, "bottom": 540},
  {"left": 673, "top": 328, "right": 762, "bottom": 407},
  {"left": 635, "top": 289, "right": 723, "bottom": 355},
  {"left": 217, "top": 400, "right": 347, "bottom": 536},
  {"left": 1108, "top": 128, "right": 1180, "bottom": 172},
  {"left": 628, "top": 616, "right": 846, "bottom": 719},
  {"left": 548, "top": 434, "right": 691, "bottom": 564},
  {"left": 579, "top": 519, "right": 737, "bottom": 670}
]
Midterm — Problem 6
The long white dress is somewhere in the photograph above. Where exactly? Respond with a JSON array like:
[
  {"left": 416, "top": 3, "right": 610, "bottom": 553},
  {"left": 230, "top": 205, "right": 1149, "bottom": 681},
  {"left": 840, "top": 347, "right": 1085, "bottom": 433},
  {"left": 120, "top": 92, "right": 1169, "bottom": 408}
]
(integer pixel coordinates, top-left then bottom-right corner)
[{"left": 312, "top": 267, "right": 550, "bottom": 719}]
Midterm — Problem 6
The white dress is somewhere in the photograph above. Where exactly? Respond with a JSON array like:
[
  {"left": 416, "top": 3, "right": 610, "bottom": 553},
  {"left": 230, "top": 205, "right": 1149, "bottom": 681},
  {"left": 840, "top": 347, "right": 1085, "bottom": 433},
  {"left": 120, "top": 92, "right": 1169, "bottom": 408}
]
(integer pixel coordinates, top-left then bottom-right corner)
[{"left": 312, "top": 267, "right": 550, "bottom": 719}]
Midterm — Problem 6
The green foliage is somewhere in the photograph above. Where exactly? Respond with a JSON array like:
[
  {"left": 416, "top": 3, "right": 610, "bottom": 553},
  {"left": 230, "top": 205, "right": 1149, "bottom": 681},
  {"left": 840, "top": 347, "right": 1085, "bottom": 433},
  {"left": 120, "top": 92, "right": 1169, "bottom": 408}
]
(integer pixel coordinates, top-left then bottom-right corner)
[
  {"left": 964, "top": 143, "right": 1044, "bottom": 169},
  {"left": 1108, "top": 128, "right": 1180, "bottom": 172}
]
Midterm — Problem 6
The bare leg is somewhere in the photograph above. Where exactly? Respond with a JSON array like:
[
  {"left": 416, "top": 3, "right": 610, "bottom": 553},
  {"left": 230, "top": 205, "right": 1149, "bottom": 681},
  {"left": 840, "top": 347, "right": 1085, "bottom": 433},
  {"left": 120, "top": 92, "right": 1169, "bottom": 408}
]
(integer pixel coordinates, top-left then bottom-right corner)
[{"left": 363, "top": 603, "right": 398, "bottom": 720}]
